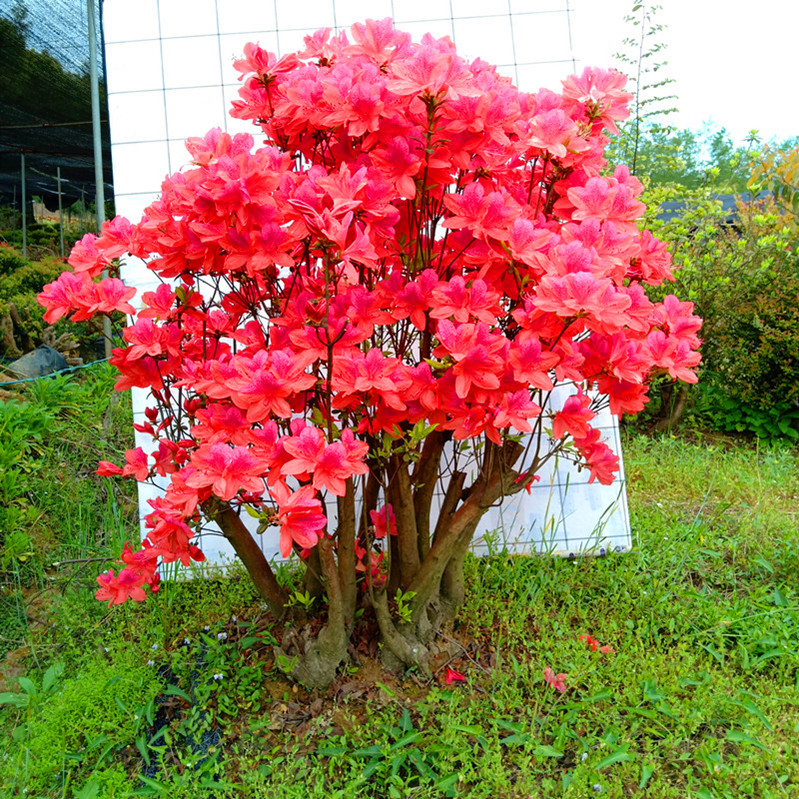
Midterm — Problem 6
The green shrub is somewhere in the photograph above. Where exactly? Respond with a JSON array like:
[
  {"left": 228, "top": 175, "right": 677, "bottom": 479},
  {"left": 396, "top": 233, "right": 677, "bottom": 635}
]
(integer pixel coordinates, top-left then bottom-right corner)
[
  {"left": 0, "top": 243, "right": 30, "bottom": 277},
  {"left": 0, "top": 255, "right": 65, "bottom": 299},
  {"left": 643, "top": 187, "right": 799, "bottom": 439},
  {"left": 699, "top": 221, "right": 799, "bottom": 439},
  {"left": 0, "top": 245, "right": 105, "bottom": 360}
]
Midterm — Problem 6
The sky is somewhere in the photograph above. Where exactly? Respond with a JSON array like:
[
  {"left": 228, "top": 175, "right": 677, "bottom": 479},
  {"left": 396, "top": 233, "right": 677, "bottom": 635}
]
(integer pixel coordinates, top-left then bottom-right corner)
[{"left": 573, "top": 0, "right": 799, "bottom": 147}]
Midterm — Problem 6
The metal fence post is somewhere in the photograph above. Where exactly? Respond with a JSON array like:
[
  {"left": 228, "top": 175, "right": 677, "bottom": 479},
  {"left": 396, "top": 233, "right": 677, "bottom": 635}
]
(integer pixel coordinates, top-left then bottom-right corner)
[
  {"left": 21, "top": 152, "right": 27, "bottom": 258},
  {"left": 57, "top": 166, "right": 65, "bottom": 258},
  {"left": 87, "top": 0, "right": 112, "bottom": 357}
]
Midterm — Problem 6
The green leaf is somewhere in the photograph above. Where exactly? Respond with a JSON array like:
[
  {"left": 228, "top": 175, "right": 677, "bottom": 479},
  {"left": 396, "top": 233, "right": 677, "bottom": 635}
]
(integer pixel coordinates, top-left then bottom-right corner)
[
  {"left": 534, "top": 745, "right": 564, "bottom": 758},
  {"left": 752, "top": 648, "right": 784, "bottom": 666},
  {"left": 500, "top": 732, "right": 530, "bottom": 747},
  {"left": 408, "top": 749, "right": 436, "bottom": 779},
  {"left": 595, "top": 746, "right": 635, "bottom": 769},
  {"left": 639, "top": 763, "right": 655, "bottom": 788},
  {"left": 318, "top": 744, "right": 347, "bottom": 757},
  {"left": 740, "top": 698, "right": 773, "bottom": 730},
  {"left": 389, "top": 731, "right": 422, "bottom": 751},
  {"left": 451, "top": 724, "right": 482, "bottom": 735},
  {"left": 771, "top": 587, "right": 789, "bottom": 607},
  {"left": 352, "top": 745, "right": 382, "bottom": 758},
  {"left": 135, "top": 735, "right": 151, "bottom": 766},
  {"left": 41, "top": 663, "right": 62, "bottom": 693},
  {"left": 641, "top": 679, "right": 664, "bottom": 702},
  {"left": 134, "top": 775, "right": 170, "bottom": 794},
  {"left": 582, "top": 689, "right": 613, "bottom": 702},
  {"left": 76, "top": 780, "right": 101, "bottom": 799},
  {"left": 362, "top": 761, "right": 382, "bottom": 779},
  {"left": 162, "top": 684, "right": 192, "bottom": 703},
  {"left": 398, "top": 707, "right": 413, "bottom": 732},
  {"left": 726, "top": 729, "right": 770, "bottom": 753},
  {"left": 435, "top": 773, "right": 460, "bottom": 797},
  {"left": 0, "top": 692, "right": 29, "bottom": 708}
]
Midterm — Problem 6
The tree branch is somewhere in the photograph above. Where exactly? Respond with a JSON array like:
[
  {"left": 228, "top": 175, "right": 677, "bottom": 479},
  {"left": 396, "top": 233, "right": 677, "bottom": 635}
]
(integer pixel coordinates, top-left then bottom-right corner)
[
  {"left": 412, "top": 429, "right": 446, "bottom": 560},
  {"left": 204, "top": 499, "right": 288, "bottom": 618},
  {"left": 407, "top": 441, "right": 524, "bottom": 611},
  {"left": 388, "top": 456, "right": 421, "bottom": 587},
  {"left": 336, "top": 480, "right": 357, "bottom": 622}
]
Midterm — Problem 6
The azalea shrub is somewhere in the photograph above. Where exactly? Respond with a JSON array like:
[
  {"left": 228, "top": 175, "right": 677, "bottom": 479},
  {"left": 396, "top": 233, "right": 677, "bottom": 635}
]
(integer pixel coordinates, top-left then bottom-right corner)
[{"left": 38, "top": 19, "right": 701, "bottom": 687}]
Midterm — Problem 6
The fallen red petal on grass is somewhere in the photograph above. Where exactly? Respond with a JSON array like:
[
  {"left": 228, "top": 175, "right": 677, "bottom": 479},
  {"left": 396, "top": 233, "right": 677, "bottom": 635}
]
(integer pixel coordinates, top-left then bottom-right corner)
[{"left": 444, "top": 667, "right": 466, "bottom": 684}]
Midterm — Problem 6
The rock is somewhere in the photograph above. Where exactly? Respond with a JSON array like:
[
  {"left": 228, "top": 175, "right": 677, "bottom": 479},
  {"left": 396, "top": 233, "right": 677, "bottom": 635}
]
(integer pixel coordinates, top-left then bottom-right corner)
[{"left": 6, "top": 345, "right": 68, "bottom": 380}]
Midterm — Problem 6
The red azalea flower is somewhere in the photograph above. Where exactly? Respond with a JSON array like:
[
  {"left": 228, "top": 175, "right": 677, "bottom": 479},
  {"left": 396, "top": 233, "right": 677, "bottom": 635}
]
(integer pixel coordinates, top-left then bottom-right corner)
[
  {"left": 543, "top": 666, "right": 567, "bottom": 692},
  {"left": 579, "top": 633, "right": 600, "bottom": 651}
]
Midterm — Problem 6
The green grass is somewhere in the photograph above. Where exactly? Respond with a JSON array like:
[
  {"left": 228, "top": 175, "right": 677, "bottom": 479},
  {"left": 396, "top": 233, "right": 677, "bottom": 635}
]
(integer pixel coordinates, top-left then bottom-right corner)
[{"left": 1, "top": 381, "right": 798, "bottom": 797}]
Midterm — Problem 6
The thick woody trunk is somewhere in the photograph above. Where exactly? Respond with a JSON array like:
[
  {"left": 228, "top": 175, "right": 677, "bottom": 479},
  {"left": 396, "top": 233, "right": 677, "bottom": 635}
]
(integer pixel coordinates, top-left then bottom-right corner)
[
  {"left": 285, "top": 485, "right": 359, "bottom": 689},
  {"left": 215, "top": 440, "right": 524, "bottom": 687},
  {"left": 372, "top": 440, "right": 525, "bottom": 673}
]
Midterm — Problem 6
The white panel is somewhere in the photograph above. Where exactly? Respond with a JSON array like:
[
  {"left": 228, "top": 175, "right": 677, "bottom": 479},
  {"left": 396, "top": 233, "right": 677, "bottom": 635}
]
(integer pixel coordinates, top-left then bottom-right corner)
[
  {"left": 158, "top": 0, "right": 218, "bottom": 38},
  {"left": 113, "top": 194, "right": 162, "bottom": 221},
  {"left": 393, "top": 0, "right": 453, "bottom": 23},
  {"left": 217, "top": 0, "right": 278, "bottom": 33},
  {"left": 394, "top": 18, "right": 455, "bottom": 42},
  {"left": 454, "top": 15, "right": 515, "bottom": 66},
  {"left": 167, "top": 139, "right": 195, "bottom": 174},
  {"left": 110, "top": 142, "right": 171, "bottom": 194},
  {"left": 516, "top": 60, "right": 573, "bottom": 92},
  {"left": 512, "top": 10, "right": 571, "bottom": 64},
  {"left": 333, "top": 0, "right": 393, "bottom": 28},
  {"left": 103, "top": 0, "right": 160, "bottom": 43},
  {"left": 161, "top": 36, "right": 224, "bottom": 87},
  {"left": 165, "top": 86, "right": 228, "bottom": 140},
  {"left": 277, "top": 28, "right": 322, "bottom": 56},
  {"left": 103, "top": 0, "right": 632, "bottom": 568},
  {"left": 120, "top": 260, "right": 161, "bottom": 307},
  {"left": 220, "top": 31, "right": 280, "bottom": 68},
  {"left": 451, "top": 0, "right": 501, "bottom": 17},
  {"left": 105, "top": 40, "right": 165, "bottom": 93},
  {"left": 107, "top": 92, "right": 168, "bottom": 143},
  {"left": 277, "top": 0, "right": 336, "bottom": 30},
  {"left": 510, "top": 0, "right": 567, "bottom": 12}
]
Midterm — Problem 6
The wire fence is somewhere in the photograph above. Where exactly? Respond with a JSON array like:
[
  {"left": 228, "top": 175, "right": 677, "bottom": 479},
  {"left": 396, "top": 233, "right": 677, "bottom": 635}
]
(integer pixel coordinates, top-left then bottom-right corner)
[{"left": 0, "top": 0, "right": 112, "bottom": 253}]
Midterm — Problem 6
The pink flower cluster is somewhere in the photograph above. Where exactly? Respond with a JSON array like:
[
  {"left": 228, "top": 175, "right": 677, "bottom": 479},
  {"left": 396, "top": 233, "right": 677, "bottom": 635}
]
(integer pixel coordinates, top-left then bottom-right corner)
[{"left": 37, "top": 19, "right": 701, "bottom": 605}]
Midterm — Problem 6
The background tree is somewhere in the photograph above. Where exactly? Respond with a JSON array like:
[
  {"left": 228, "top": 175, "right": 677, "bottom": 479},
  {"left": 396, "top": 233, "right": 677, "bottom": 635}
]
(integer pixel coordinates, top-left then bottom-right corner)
[{"left": 607, "top": 1, "right": 678, "bottom": 178}]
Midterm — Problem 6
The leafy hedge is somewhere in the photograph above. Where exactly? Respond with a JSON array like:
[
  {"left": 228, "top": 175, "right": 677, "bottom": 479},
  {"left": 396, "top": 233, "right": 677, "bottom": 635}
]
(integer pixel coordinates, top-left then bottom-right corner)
[
  {"left": 644, "top": 186, "right": 799, "bottom": 440},
  {"left": 0, "top": 244, "right": 102, "bottom": 361}
]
